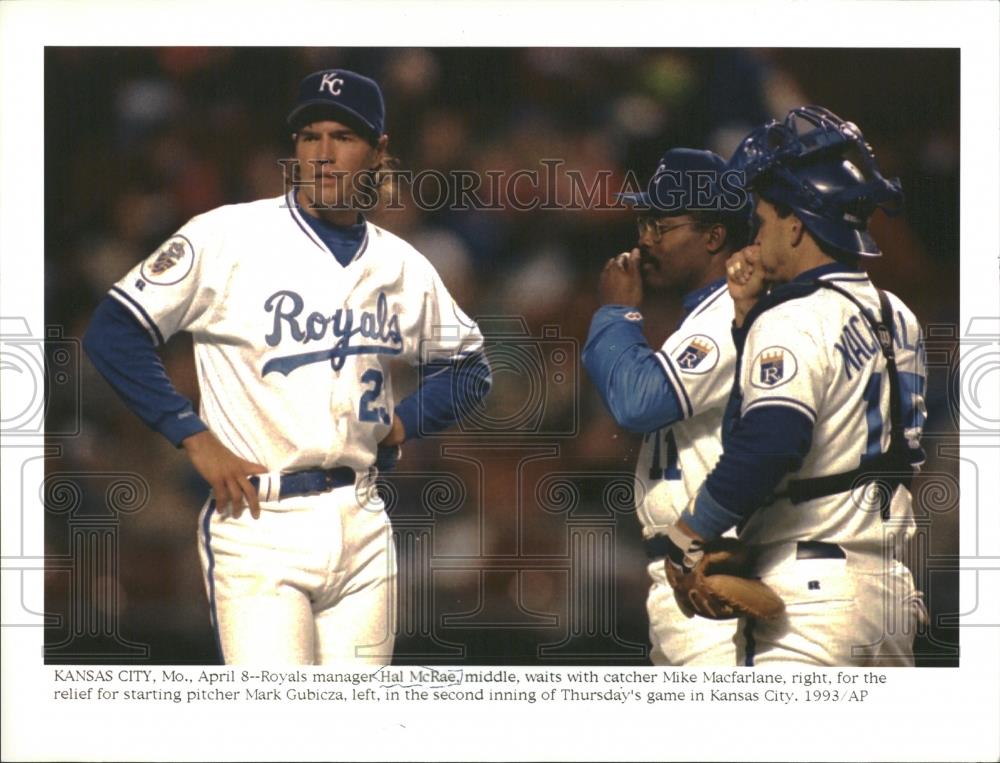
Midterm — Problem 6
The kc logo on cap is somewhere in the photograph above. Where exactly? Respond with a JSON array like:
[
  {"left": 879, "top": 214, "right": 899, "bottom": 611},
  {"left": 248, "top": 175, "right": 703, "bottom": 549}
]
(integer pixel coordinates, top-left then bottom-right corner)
[
  {"left": 287, "top": 69, "right": 386, "bottom": 143},
  {"left": 319, "top": 73, "right": 344, "bottom": 96}
]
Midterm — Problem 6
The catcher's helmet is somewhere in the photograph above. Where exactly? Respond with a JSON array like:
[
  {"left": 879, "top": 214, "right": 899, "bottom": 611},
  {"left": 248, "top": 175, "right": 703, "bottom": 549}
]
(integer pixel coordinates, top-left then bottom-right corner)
[{"left": 729, "top": 106, "right": 902, "bottom": 257}]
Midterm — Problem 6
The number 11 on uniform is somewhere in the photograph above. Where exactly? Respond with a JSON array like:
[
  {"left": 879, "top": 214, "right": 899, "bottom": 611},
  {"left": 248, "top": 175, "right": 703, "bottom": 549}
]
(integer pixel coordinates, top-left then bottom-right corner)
[{"left": 647, "top": 428, "right": 681, "bottom": 481}]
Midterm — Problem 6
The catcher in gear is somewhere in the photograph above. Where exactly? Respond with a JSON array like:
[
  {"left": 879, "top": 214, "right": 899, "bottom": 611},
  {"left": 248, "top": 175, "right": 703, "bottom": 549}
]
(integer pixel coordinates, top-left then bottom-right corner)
[{"left": 658, "top": 106, "right": 927, "bottom": 666}]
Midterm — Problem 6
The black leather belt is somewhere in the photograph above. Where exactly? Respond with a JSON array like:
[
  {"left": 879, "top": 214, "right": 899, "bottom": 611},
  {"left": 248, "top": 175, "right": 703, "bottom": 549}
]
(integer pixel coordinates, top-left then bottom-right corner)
[
  {"left": 795, "top": 541, "right": 845, "bottom": 560},
  {"left": 249, "top": 467, "right": 355, "bottom": 500},
  {"left": 644, "top": 535, "right": 672, "bottom": 561},
  {"left": 644, "top": 537, "right": 845, "bottom": 562}
]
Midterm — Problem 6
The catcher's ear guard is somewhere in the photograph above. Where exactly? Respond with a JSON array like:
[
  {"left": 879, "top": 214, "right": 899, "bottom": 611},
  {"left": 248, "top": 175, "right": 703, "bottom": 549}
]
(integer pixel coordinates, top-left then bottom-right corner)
[{"left": 727, "top": 105, "right": 903, "bottom": 257}]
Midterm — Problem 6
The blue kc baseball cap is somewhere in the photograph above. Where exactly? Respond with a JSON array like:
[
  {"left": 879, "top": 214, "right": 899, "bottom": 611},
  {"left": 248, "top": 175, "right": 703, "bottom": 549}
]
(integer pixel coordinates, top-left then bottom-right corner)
[
  {"left": 287, "top": 69, "right": 386, "bottom": 144},
  {"left": 619, "top": 148, "right": 746, "bottom": 216}
]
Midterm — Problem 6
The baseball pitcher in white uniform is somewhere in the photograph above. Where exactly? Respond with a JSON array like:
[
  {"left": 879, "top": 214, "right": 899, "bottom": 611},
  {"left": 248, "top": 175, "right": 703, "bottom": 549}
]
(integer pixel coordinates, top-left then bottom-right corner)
[
  {"left": 656, "top": 107, "right": 927, "bottom": 666},
  {"left": 583, "top": 148, "right": 751, "bottom": 665},
  {"left": 84, "top": 69, "right": 492, "bottom": 665}
]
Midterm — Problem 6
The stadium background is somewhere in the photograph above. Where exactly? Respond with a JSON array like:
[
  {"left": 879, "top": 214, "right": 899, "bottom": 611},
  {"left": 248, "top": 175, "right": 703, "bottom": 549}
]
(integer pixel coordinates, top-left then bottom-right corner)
[{"left": 43, "top": 47, "right": 960, "bottom": 665}]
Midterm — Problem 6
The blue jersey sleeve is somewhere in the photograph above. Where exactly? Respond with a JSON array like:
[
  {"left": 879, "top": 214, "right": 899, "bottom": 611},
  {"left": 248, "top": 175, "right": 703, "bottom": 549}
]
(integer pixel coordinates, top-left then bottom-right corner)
[
  {"left": 582, "top": 305, "right": 684, "bottom": 432},
  {"left": 395, "top": 351, "right": 492, "bottom": 439},
  {"left": 682, "top": 404, "right": 814, "bottom": 538},
  {"left": 83, "top": 296, "right": 208, "bottom": 447}
]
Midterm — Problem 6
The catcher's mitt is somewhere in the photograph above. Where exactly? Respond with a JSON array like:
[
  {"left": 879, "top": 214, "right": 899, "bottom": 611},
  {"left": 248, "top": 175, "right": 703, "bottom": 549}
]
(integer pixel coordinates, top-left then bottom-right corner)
[{"left": 664, "top": 536, "right": 785, "bottom": 620}]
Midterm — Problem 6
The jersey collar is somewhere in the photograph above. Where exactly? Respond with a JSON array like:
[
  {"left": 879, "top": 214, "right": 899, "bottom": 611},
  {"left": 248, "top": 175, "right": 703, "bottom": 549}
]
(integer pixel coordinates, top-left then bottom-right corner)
[
  {"left": 682, "top": 277, "right": 727, "bottom": 316},
  {"left": 285, "top": 189, "right": 370, "bottom": 267},
  {"left": 792, "top": 262, "right": 862, "bottom": 283}
]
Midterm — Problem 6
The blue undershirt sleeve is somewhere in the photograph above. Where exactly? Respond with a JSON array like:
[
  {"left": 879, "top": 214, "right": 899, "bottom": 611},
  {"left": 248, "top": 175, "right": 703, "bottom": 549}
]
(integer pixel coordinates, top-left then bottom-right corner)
[
  {"left": 395, "top": 352, "right": 492, "bottom": 439},
  {"left": 682, "top": 404, "right": 814, "bottom": 538},
  {"left": 83, "top": 295, "right": 208, "bottom": 447},
  {"left": 582, "top": 305, "right": 683, "bottom": 432}
]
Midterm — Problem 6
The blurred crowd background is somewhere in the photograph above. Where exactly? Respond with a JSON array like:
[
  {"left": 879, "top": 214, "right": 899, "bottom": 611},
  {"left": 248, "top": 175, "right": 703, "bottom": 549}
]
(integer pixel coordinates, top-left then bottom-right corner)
[{"left": 43, "top": 47, "right": 960, "bottom": 665}]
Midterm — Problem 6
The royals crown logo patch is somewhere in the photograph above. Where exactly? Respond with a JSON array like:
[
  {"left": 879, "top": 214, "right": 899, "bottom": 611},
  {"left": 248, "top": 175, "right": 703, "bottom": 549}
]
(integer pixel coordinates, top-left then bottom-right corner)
[
  {"left": 674, "top": 334, "right": 719, "bottom": 374},
  {"left": 759, "top": 350, "right": 784, "bottom": 384},
  {"left": 751, "top": 346, "right": 798, "bottom": 389}
]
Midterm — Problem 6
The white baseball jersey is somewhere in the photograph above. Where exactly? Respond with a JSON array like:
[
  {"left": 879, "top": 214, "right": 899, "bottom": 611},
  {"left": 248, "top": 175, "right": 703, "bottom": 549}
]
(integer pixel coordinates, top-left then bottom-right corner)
[
  {"left": 109, "top": 191, "right": 484, "bottom": 474},
  {"left": 734, "top": 270, "right": 926, "bottom": 551},
  {"left": 636, "top": 283, "right": 736, "bottom": 532}
]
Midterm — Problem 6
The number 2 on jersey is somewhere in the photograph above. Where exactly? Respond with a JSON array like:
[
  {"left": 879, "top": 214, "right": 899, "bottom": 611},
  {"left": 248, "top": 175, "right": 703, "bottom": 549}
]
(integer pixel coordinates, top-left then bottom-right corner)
[
  {"left": 647, "top": 428, "right": 682, "bottom": 481},
  {"left": 359, "top": 369, "right": 391, "bottom": 425}
]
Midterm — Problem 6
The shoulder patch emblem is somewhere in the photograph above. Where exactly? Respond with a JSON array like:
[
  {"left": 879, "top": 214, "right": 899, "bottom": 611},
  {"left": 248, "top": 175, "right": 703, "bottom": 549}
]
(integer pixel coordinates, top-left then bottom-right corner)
[
  {"left": 140, "top": 235, "right": 195, "bottom": 285},
  {"left": 674, "top": 334, "right": 719, "bottom": 374},
  {"left": 751, "top": 346, "right": 798, "bottom": 388}
]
